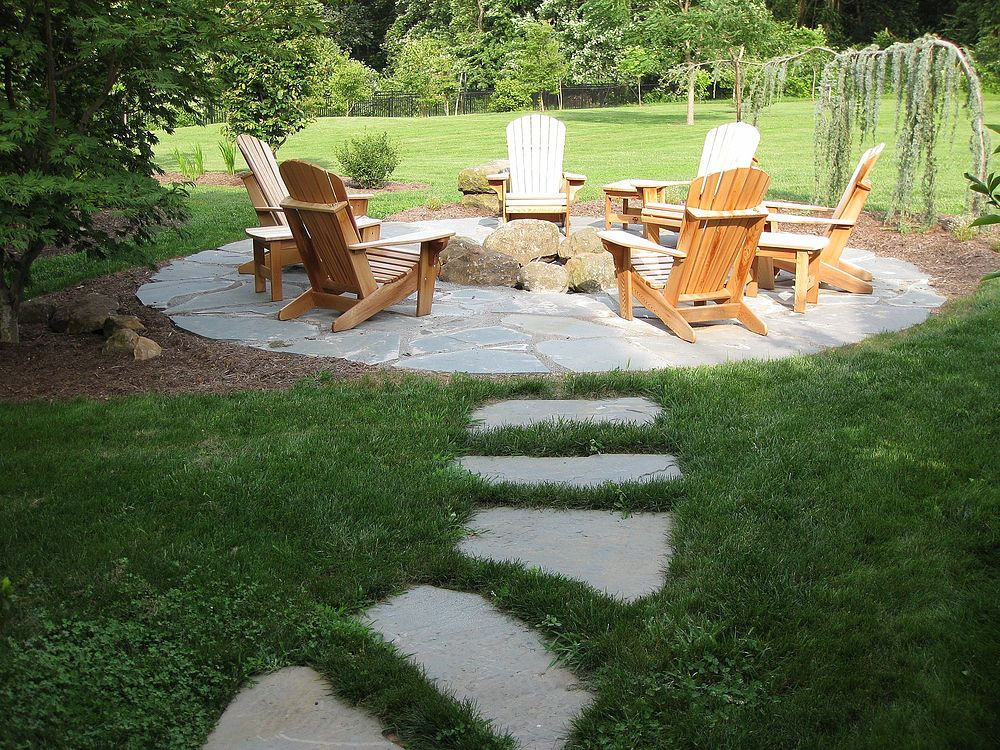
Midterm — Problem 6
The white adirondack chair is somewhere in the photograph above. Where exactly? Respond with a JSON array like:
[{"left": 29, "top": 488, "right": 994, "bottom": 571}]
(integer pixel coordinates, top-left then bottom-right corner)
[
  {"left": 487, "top": 114, "right": 586, "bottom": 234},
  {"left": 639, "top": 122, "right": 761, "bottom": 237}
]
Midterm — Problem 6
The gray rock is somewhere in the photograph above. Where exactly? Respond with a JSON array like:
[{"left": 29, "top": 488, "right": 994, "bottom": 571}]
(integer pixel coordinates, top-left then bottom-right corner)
[
  {"left": 457, "top": 453, "right": 682, "bottom": 487},
  {"left": 519, "top": 261, "right": 569, "bottom": 293},
  {"left": 558, "top": 227, "right": 604, "bottom": 259},
  {"left": 536, "top": 337, "right": 671, "bottom": 372},
  {"left": 484, "top": 219, "right": 561, "bottom": 265},
  {"left": 458, "top": 160, "right": 509, "bottom": 194},
  {"left": 566, "top": 252, "right": 616, "bottom": 293},
  {"left": 439, "top": 245, "right": 520, "bottom": 287},
  {"left": 102, "top": 328, "right": 139, "bottom": 355},
  {"left": 49, "top": 294, "right": 118, "bottom": 334},
  {"left": 18, "top": 298, "right": 54, "bottom": 325},
  {"left": 364, "top": 586, "right": 592, "bottom": 750},
  {"left": 460, "top": 193, "right": 500, "bottom": 213},
  {"left": 396, "top": 348, "right": 549, "bottom": 374},
  {"left": 170, "top": 314, "right": 316, "bottom": 342},
  {"left": 440, "top": 235, "right": 484, "bottom": 264},
  {"left": 459, "top": 507, "right": 673, "bottom": 600},
  {"left": 103, "top": 314, "right": 146, "bottom": 337},
  {"left": 133, "top": 336, "right": 163, "bottom": 361},
  {"left": 204, "top": 666, "right": 395, "bottom": 750},
  {"left": 470, "top": 397, "right": 662, "bottom": 432}
]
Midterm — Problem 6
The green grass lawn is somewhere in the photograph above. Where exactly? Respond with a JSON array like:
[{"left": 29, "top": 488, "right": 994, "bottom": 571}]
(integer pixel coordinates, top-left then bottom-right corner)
[
  {"left": 156, "top": 97, "right": 1000, "bottom": 215},
  {"left": 2, "top": 276, "right": 999, "bottom": 747}
]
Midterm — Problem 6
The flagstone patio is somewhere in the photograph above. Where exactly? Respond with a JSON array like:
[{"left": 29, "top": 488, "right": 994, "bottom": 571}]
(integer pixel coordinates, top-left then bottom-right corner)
[{"left": 137, "top": 216, "right": 946, "bottom": 374}]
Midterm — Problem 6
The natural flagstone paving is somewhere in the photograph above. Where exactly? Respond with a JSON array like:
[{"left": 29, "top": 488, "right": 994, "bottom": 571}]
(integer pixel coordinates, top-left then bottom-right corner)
[
  {"left": 458, "top": 453, "right": 681, "bottom": 487},
  {"left": 203, "top": 666, "right": 396, "bottom": 749},
  {"left": 470, "top": 396, "right": 662, "bottom": 432},
  {"left": 137, "top": 216, "right": 945, "bottom": 374},
  {"left": 364, "top": 585, "right": 593, "bottom": 750},
  {"left": 459, "top": 507, "right": 673, "bottom": 600}
]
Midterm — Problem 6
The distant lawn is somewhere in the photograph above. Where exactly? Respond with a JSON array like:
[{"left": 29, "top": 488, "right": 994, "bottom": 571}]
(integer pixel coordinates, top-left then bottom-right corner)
[
  {"left": 156, "top": 97, "right": 1000, "bottom": 215},
  {"left": 2, "top": 277, "right": 998, "bottom": 748}
]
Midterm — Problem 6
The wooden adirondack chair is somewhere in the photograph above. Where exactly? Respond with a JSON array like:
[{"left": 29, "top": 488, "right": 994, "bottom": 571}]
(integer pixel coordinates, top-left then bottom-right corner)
[
  {"left": 638, "top": 122, "right": 761, "bottom": 237},
  {"left": 598, "top": 168, "right": 771, "bottom": 343},
  {"left": 749, "top": 143, "right": 884, "bottom": 313},
  {"left": 235, "top": 134, "right": 380, "bottom": 301},
  {"left": 278, "top": 162, "right": 454, "bottom": 332},
  {"left": 487, "top": 114, "right": 586, "bottom": 234}
]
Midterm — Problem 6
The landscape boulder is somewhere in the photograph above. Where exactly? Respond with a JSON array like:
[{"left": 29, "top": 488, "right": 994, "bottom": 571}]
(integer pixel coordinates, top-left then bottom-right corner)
[
  {"left": 566, "top": 252, "right": 616, "bottom": 292},
  {"left": 458, "top": 160, "right": 509, "bottom": 194},
  {"left": 102, "top": 328, "right": 140, "bottom": 355},
  {"left": 558, "top": 227, "right": 604, "bottom": 259},
  {"left": 49, "top": 293, "right": 119, "bottom": 334},
  {"left": 483, "top": 220, "right": 560, "bottom": 265},
  {"left": 133, "top": 336, "right": 163, "bottom": 361},
  {"left": 18, "top": 298, "right": 55, "bottom": 325},
  {"left": 103, "top": 314, "right": 146, "bottom": 337},
  {"left": 440, "top": 237, "right": 520, "bottom": 287},
  {"left": 519, "top": 261, "right": 569, "bottom": 293},
  {"left": 460, "top": 193, "right": 500, "bottom": 213}
]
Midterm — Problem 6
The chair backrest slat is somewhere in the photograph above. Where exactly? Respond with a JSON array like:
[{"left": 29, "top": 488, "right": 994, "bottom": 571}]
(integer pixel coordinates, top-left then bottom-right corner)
[
  {"left": 507, "top": 114, "right": 565, "bottom": 195},
  {"left": 697, "top": 123, "right": 761, "bottom": 177},
  {"left": 668, "top": 167, "right": 770, "bottom": 300},
  {"left": 237, "top": 134, "right": 289, "bottom": 227}
]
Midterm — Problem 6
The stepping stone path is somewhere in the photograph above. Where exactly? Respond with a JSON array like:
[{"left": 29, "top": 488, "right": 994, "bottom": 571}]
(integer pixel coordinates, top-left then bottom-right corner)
[
  {"left": 203, "top": 666, "right": 397, "bottom": 749},
  {"left": 206, "top": 397, "right": 676, "bottom": 749},
  {"left": 365, "top": 586, "right": 592, "bottom": 750}
]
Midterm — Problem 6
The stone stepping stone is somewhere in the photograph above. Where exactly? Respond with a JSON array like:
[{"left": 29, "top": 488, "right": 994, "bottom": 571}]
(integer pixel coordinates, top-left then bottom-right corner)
[
  {"left": 204, "top": 666, "right": 396, "bottom": 749},
  {"left": 364, "top": 586, "right": 592, "bottom": 749},
  {"left": 459, "top": 507, "right": 672, "bottom": 601},
  {"left": 470, "top": 397, "right": 662, "bottom": 433},
  {"left": 457, "top": 453, "right": 681, "bottom": 487}
]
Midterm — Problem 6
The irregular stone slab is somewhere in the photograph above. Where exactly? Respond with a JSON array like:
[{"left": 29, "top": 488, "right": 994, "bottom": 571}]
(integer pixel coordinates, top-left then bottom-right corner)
[
  {"left": 407, "top": 334, "right": 475, "bottom": 356},
  {"left": 167, "top": 283, "right": 275, "bottom": 313},
  {"left": 459, "top": 507, "right": 672, "bottom": 600},
  {"left": 151, "top": 260, "right": 230, "bottom": 282},
  {"left": 503, "top": 313, "right": 625, "bottom": 339},
  {"left": 204, "top": 666, "right": 395, "bottom": 750},
  {"left": 187, "top": 248, "right": 247, "bottom": 265},
  {"left": 470, "top": 397, "right": 662, "bottom": 432},
  {"left": 886, "top": 285, "right": 947, "bottom": 308},
  {"left": 536, "top": 337, "right": 669, "bottom": 372},
  {"left": 278, "top": 331, "right": 401, "bottom": 364},
  {"left": 451, "top": 326, "right": 531, "bottom": 346},
  {"left": 396, "top": 348, "right": 549, "bottom": 374},
  {"left": 172, "top": 314, "right": 316, "bottom": 342},
  {"left": 137, "top": 279, "right": 233, "bottom": 308},
  {"left": 364, "top": 586, "right": 592, "bottom": 750},
  {"left": 457, "top": 453, "right": 681, "bottom": 487}
]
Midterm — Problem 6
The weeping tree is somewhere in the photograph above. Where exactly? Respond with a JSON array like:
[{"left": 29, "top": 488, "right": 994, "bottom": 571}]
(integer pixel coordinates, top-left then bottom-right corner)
[{"left": 748, "top": 36, "right": 989, "bottom": 224}]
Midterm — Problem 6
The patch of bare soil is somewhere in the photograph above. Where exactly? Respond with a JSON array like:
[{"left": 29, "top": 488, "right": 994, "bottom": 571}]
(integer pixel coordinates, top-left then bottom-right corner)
[
  {"left": 0, "top": 266, "right": 375, "bottom": 403},
  {"left": 155, "top": 171, "right": 244, "bottom": 187},
  {"left": 386, "top": 203, "right": 491, "bottom": 222}
]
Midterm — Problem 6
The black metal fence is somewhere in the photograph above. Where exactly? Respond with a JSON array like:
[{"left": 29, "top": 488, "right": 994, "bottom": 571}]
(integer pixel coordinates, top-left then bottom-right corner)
[{"left": 193, "top": 84, "right": 637, "bottom": 124}]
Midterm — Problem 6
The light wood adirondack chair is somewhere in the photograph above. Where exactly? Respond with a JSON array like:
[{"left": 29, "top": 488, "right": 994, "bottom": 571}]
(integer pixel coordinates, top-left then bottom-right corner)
[
  {"left": 598, "top": 168, "right": 771, "bottom": 343},
  {"left": 487, "top": 114, "right": 586, "bottom": 234},
  {"left": 235, "top": 134, "right": 380, "bottom": 301},
  {"left": 749, "top": 143, "right": 884, "bottom": 313},
  {"left": 638, "top": 122, "right": 761, "bottom": 237},
  {"left": 278, "top": 161, "right": 454, "bottom": 332}
]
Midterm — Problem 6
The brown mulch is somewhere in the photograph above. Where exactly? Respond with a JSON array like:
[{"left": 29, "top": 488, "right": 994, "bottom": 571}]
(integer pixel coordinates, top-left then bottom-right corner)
[
  {"left": 3, "top": 207, "right": 996, "bottom": 403},
  {"left": 347, "top": 180, "right": 428, "bottom": 194},
  {"left": 155, "top": 171, "right": 245, "bottom": 187},
  {"left": 0, "top": 266, "right": 375, "bottom": 403}
]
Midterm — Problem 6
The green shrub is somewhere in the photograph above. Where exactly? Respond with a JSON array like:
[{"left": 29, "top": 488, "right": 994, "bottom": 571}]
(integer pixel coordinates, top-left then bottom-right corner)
[
  {"left": 489, "top": 78, "right": 533, "bottom": 112},
  {"left": 334, "top": 130, "right": 400, "bottom": 188}
]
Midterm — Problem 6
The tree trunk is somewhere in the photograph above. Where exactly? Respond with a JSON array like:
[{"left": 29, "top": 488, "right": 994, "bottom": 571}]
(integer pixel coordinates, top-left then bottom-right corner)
[
  {"left": 638, "top": 78, "right": 642, "bottom": 105},
  {"left": 733, "top": 53, "right": 744, "bottom": 122},
  {"left": 686, "top": 67, "right": 696, "bottom": 125},
  {"left": 0, "top": 291, "right": 18, "bottom": 345}
]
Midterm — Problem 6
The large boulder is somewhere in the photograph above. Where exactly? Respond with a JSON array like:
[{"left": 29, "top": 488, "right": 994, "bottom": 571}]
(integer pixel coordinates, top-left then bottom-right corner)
[
  {"left": 566, "top": 252, "right": 616, "bottom": 293},
  {"left": 440, "top": 238, "right": 520, "bottom": 287},
  {"left": 102, "top": 328, "right": 139, "bottom": 355},
  {"left": 133, "top": 336, "right": 163, "bottom": 361},
  {"left": 558, "top": 227, "right": 604, "bottom": 259},
  {"left": 49, "top": 294, "right": 118, "bottom": 334},
  {"left": 460, "top": 193, "right": 500, "bottom": 213},
  {"left": 519, "top": 261, "right": 569, "bottom": 293},
  {"left": 18, "top": 298, "right": 55, "bottom": 325},
  {"left": 458, "top": 160, "right": 509, "bottom": 194},
  {"left": 483, "top": 219, "right": 560, "bottom": 265},
  {"left": 103, "top": 314, "right": 146, "bottom": 337}
]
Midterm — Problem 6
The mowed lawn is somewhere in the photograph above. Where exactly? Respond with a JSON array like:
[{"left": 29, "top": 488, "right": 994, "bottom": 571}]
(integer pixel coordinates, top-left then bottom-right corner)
[
  {"left": 2, "top": 279, "right": 999, "bottom": 748},
  {"left": 155, "top": 97, "right": 1000, "bottom": 216}
]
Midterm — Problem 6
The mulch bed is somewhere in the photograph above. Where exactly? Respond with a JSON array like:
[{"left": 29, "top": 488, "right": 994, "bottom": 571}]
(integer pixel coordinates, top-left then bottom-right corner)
[{"left": 2, "top": 209, "right": 996, "bottom": 403}]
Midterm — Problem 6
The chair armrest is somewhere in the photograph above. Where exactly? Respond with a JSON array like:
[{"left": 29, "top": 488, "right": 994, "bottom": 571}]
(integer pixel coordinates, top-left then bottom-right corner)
[
  {"left": 348, "top": 192, "right": 375, "bottom": 201},
  {"left": 356, "top": 216, "right": 381, "bottom": 229},
  {"left": 765, "top": 200, "right": 835, "bottom": 213},
  {"left": 598, "top": 229, "right": 687, "bottom": 258},
  {"left": 486, "top": 172, "right": 509, "bottom": 182},
  {"left": 633, "top": 179, "right": 690, "bottom": 189},
  {"left": 686, "top": 206, "right": 769, "bottom": 220},
  {"left": 563, "top": 172, "right": 587, "bottom": 183},
  {"left": 348, "top": 197, "right": 371, "bottom": 216},
  {"left": 348, "top": 230, "right": 455, "bottom": 252},
  {"left": 767, "top": 212, "right": 855, "bottom": 228}
]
